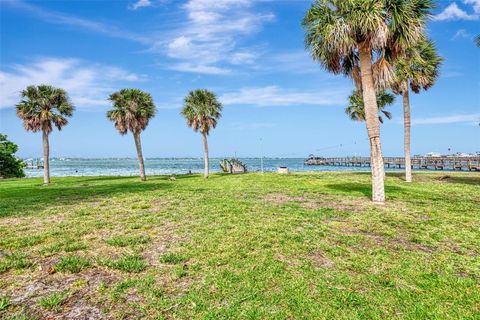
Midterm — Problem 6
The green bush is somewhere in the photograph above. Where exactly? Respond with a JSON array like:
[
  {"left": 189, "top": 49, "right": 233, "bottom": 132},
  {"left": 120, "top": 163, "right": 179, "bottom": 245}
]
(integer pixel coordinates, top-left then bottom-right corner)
[{"left": 0, "top": 134, "right": 25, "bottom": 178}]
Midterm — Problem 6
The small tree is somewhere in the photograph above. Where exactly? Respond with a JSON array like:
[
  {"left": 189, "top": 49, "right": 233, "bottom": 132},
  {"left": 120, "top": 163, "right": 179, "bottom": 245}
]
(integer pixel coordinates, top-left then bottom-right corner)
[
  {"left": 107, "top": 89, "right": 156, "bottom": 181},
  {"left": 181, "top": 89, "right": 222, "bottom": 179},
  {"left": 0, "top": 134, "right": 25, "bottom": 178},
  {"left": 16, "top": 85, "right": 74, "bottom": 184},
  {"left": 393, "top": 38, "right": 442, "bottom": 183},
  {"left": 345, "top": 89, "right": 395, "bottom": 124}
]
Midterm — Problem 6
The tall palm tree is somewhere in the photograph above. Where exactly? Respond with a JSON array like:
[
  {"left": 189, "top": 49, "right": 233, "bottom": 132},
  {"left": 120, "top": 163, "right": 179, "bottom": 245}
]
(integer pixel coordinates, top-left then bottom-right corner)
[
  {"left": 475, "top": 35, "right": 480, "bottom": 48},
  {"left": 345, "top": 90, "right": 395, "bottom": 124},
  {"left": 107, "top": 89, "right": 156, "bottom": 181},
  {"left": 393, "top": 38, "right": 442, "bottom": 183},
  {"left": 16, "top": 85, "right": 74, "bottom": 184},
  {"left": 181, "top": 89, "right": 222, "bottom": 179},
  {"left": 303, "top": 0, "right": 434, "bottom": 203}
]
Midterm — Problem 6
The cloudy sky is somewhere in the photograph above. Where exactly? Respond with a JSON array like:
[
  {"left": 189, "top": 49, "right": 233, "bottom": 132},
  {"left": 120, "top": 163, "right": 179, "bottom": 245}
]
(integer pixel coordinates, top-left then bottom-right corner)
[{"left": 0, "top": 0, "right": 479, "bottom": 158}]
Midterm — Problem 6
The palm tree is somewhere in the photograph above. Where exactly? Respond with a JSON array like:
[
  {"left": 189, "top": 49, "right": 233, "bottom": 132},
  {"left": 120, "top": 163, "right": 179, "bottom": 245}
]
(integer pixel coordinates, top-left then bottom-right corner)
[
  {"left": 16, "top": 85, "right": 74, "bottom": 184},
  {"left": 107, "top": 89, "right": 156, "bottom": 181},
  {"left": 181, "top": 89, "right": 222, "bottom": 179},
  {"left": 475, "top": 35, "right": 480, "bottom": 48},
  {"left": 345, "top": 89, "right": 395, "bottom": 124},
  {"left": 303, "top": 0, "right": 434, "bottom": 203},
  {"left": 393, "top": 38, "right": 442, "bottom": 183}
]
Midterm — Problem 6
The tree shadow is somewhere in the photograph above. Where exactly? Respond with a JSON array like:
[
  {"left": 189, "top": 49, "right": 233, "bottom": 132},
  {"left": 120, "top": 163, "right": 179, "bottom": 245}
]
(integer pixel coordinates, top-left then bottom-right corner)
[
  {"left": 434, "top": 174, "right": 480, "bottom": 186},
  {"left": 0, "top": 178, "right": 174, "bottom": 218},
  {"left": 325, "top": 183, "right": 404, "bottom": 198},
  {"left": 386, "top": 171, "right": 480, "bottom": 185}
]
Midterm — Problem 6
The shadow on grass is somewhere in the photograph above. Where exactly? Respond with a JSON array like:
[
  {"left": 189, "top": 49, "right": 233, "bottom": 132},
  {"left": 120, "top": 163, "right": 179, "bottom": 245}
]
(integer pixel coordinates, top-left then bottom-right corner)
[
  {"left": 434, "top": 175, "right": 480, "bottom": 186},
  {"left": 386, "top": 171, "right": 480, "bottom": 185},
  {"left": 325, "top": 183, "right": 404, "bottom": 198},
  {"left": 0, "top": 178, "right": 173, "bottom": 218}
]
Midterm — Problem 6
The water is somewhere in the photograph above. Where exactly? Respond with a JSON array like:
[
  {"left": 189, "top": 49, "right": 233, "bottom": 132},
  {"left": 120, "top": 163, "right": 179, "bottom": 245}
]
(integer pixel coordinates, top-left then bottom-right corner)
[{"left": 24, "top": 157, "right": 384, "bottom": 177}]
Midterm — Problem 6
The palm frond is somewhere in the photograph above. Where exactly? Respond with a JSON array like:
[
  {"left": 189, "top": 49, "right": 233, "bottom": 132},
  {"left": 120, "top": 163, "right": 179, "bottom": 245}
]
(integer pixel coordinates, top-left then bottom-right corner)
[
  {"left": 16, "top": 85, "right": 74, "bottom": 134},
  {"left": 303, "top": 0, "right": 435, "bottom": 87},
  {"left": 180, "top": 89, "right": 222, "bottom": 136},
  {"left": 345, "top": 89, "right": 395, "bottom": 124},
  {"left": 106, "top": 88, "right": 156, "bottom": 135}
]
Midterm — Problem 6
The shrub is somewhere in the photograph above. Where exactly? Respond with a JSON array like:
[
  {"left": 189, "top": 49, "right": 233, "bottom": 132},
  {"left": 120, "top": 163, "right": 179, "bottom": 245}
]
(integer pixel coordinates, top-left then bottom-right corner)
[{"left": 0, "top": 134, "right": 25, "bottom": 178}]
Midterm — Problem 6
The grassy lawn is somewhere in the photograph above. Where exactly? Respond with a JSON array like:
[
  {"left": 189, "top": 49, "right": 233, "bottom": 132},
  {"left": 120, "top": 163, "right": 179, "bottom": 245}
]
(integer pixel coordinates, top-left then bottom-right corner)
[{"left": 0, "top": 172, "right": 479, "bottom": 319}]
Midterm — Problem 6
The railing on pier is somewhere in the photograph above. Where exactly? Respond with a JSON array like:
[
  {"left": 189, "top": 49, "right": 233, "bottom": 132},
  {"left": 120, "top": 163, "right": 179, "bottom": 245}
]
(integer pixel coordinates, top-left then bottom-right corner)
[{"left": 304, "top": 156, "right": 480, "bottom": 171}]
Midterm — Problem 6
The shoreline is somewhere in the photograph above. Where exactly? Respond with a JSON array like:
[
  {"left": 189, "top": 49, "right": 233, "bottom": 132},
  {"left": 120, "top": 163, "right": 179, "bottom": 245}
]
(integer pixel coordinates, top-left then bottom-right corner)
[{"left": 6, "top": 170, "right": 479, "bottom": 181}]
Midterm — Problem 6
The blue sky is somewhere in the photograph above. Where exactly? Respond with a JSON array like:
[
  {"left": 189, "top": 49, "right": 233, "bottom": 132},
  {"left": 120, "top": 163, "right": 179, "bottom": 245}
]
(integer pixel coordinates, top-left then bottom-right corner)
[{"left": 0, "top": 0, "right": 479, "bottom": 158}]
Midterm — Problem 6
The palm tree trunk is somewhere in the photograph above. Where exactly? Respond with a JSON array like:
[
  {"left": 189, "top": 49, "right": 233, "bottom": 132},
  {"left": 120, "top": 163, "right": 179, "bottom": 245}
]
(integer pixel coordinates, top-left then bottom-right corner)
[
  {"left": 42, "top": 130, "right": 50, "bottom": 184},
  {"left": 358, "top": 43, "right": 385, "bottom": 203},
  {"left": 403, "top": 86, "right": 412, "bottom": 183},
  {"left": 202, "top": 133, "right": 209, "bottom": 179},
  {"left": 133, "top": 132, "right": 146, "bottom": 181}
]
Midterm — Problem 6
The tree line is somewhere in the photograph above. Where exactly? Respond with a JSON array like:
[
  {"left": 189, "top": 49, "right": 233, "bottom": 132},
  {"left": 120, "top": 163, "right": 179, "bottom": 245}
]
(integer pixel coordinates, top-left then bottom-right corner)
[
  {"left": 8, "top": 0, "right": 456, "bottom": 204},
  {"left": 14, "top": 87, "right": 221, "bottom": 183}
]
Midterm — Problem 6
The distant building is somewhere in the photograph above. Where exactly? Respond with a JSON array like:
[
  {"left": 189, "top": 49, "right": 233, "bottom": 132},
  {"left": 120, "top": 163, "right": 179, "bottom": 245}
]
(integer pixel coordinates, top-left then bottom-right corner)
[{"left": 424, "top": 152, "right": 441, "bottom": 157}]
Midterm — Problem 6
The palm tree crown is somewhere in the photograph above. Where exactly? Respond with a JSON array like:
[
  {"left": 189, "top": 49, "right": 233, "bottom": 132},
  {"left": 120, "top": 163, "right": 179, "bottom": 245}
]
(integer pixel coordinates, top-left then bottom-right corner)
[
  {"left": 345, "top": 90, "right": 395, "bottom": 124},
  {"left": 16, "top": 85, "right": 74, "bottom": 133},
  {"left": 393, "top": 38, "right": 443, "bottom": 94},
  {"left": 303, "top": 0, "right": 435, "bottom": 89},
  {"left": 107, "top": 89, "right": 156, "bottom": 135},
  {"left": 181, "top": 89, "right": 222, "bottom": 135}
]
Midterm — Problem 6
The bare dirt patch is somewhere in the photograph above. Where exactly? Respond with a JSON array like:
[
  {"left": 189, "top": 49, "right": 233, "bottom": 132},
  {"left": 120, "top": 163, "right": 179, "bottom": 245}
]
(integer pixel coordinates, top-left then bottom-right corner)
[
  {"left": 148, "top": 198, "right": 174, "bottom": 212},
  {"left": 3, "top": 268, "right": 119, "bottom": 320},
  {"left": 337, "top": 226, "right": 437, "bottom": 253},
  {"left": 263, "top": 193, "right": 305, "bottom": 204},
  {"left": 304, "top": 249, "right": 334, "bottom": 269},
  {"left": 263, "top": 193, "right": 367, "bottom": 212}
]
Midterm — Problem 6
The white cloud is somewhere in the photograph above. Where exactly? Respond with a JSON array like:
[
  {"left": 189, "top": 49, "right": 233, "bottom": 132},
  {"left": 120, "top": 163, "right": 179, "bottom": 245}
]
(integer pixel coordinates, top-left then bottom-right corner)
[
  {"left": 411, "top": 113, "right": 480, "bottom": 125},
  {"left": 259, "top": 51, "right": 320, "bottom": 74},
  {"left": 434, "top": 2, "right": 479, "bottom": 21},
  {"left": 220, "top": 86, "right": 348, "bottom": 107},
  {"left": 129, "top": 0, "right": 152, "bottom": 10},
  {"left": 230, "top": 52, "right": 257, "bottom": 65},
  {"left": 167, "top": 63, "right": 231, "bottom": 75},
  {"left": 5, "top": 0, "right": 273, "bottom": 75},
  {"left": 464, "top": 0, "right": 480, "bottom": 13},
  {"left": 0, "top": 58, "right": 144, "bottom": 109},
  {"left": 451, "top": 29, "right": 473, "bottom": 40},
  {"left": 4, "top": 0, "right": 150, "bottom": 44},
  {"left": 164, "top": 0, "right": 274, "bottom": 74}
]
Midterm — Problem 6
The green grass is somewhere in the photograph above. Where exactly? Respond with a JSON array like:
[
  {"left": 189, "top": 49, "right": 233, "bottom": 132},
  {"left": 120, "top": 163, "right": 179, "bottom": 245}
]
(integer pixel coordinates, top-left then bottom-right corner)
[
  {"left": 0, "top": 296, "right": 10, "bottom": 311},
  {"left": 159, "top": 252, "right": 188, "bottom": 264},
  {"left": 0, "top": 172, "right": 479, "bottom": 319},
  {"left": 105, "top": 235, "right": 150, "bottom": 247},
  {"left": 37, "top": 291, "right": 68, "bottom": 312},
  {"left": 55, "top": 256, "right": 91, "bottom": 273},
  {"left": 0, "top": 252, "right": 33, "bottom": 273},
  {"left": 99, "top": 253, "right": 147, "bottom": 273}
]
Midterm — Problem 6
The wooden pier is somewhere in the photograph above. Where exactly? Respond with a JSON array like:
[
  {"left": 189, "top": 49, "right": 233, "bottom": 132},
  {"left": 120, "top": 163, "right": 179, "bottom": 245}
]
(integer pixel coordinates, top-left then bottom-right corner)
[{"left": 305, "top": 156, "right": 480, "bottom": 171}]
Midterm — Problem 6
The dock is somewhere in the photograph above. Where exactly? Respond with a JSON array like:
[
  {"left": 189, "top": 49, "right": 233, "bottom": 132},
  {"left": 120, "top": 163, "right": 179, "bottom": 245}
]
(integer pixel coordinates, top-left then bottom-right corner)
[
  {"left": 305, "top": 156, "right": 480, "bottom": 171},
  {"left": 24, "top": 159, "right": 44, "bottom": 169}
]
